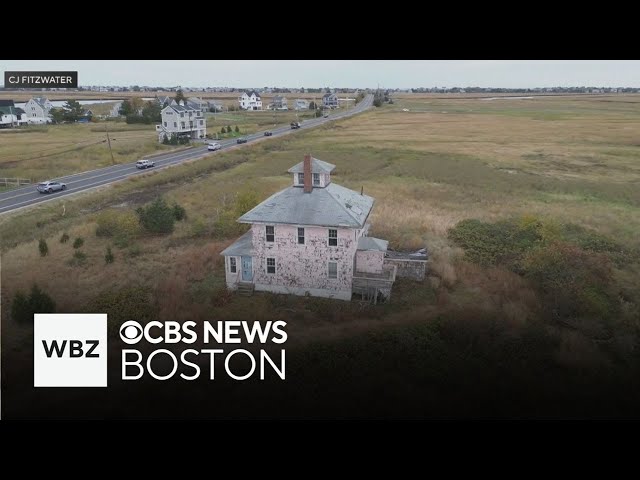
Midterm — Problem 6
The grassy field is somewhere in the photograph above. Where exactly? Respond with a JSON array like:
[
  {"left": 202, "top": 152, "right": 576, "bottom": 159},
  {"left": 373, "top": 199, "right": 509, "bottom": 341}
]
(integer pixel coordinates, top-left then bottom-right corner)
[{"left": 2, "top": 95, "right": 640, "bottom": 416}]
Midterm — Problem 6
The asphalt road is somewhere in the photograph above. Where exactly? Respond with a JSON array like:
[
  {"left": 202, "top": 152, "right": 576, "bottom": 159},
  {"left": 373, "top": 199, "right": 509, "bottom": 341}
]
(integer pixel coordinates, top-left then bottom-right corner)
[{"left": 0, "top": 94, "right": 373, "bottom": 215}]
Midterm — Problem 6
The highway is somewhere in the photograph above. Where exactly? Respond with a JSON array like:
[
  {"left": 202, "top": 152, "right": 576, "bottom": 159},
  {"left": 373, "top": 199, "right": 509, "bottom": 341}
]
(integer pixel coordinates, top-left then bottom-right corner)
[{"left": 0, "top": 94, "right": 373, "bottom": 215}]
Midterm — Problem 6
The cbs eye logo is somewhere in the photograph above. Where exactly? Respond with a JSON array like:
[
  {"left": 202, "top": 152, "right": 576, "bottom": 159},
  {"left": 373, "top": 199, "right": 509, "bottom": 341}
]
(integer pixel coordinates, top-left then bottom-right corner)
[{"left": 120, "top": 321, "right": 143, "bottom": 344}]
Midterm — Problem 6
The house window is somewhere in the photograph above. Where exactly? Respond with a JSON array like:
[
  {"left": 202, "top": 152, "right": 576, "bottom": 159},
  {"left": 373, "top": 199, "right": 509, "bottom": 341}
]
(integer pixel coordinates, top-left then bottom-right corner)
[
  {"left": 298, "top": 173, "right": 304, "bottom": 185},
  {"left": 229, "top": 257, "right": 237, "bottom": 273},
  {"left": 180, "top": 113, "right": 184, "bottom": 118},
  {"left": 266, "top": 225, "right": 275, "bottom": 242},
  {"left": 267, "top": 258, "right": 276, "bottom": 274},
  {"left": 181, "top": 122, "right": 185, "bottom": 128},
  {"left": 200, "top": 120, "right": 203, "bottom": 125},
  {"left": 163, "top": 122, "right": 167, "bottom": 127},
  {"left": 328, "top": 262, "right": 338, "bottom": 279},
  {"left": 313, "top": 173, "right": 320, "bottom": 186},
  {"left": 173, "top": 122, "right": 177, "bottom": 127},
  {"left": 297, "top": 227, "right": 305, "bottom": 244},
  {"left": 328, "top": 229, "right": 338, "bottom": 246}
]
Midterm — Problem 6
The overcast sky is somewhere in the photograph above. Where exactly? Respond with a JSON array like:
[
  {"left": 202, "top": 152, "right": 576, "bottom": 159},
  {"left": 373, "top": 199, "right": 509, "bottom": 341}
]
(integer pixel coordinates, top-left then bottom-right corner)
[{"left": 1, "top": 60, "right": 638, "bottom": 88}]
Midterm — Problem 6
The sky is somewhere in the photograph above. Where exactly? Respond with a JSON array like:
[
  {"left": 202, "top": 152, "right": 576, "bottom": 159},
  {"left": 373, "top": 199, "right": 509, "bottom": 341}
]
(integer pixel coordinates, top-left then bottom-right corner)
[{"left": 1, "top": 60, "right": 638, "bottom": 89}]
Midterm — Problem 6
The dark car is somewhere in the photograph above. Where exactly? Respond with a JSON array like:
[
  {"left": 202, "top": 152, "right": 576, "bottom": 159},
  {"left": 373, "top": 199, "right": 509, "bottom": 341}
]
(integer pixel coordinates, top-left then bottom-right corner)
[
  {"left": 36, "top": 181, "right": 67, "bottom": 194},
  {"left": 237, "top": 137, "right": 248, "bottom": 144},
  {"left": 264, "top": 131, "right": 273, "bottom": 136}
]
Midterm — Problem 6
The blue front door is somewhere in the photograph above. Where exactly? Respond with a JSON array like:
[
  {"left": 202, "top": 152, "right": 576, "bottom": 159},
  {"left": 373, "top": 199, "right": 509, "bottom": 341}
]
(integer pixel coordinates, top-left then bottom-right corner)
[{"left": 241, "top": 256, "right": 253, "bottom": 281}]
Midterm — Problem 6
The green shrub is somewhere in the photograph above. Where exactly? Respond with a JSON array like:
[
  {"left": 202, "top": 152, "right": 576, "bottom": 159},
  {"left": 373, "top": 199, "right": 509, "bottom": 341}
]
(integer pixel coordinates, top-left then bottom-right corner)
[
  {"left": 86, "top": 286, "right": 158, "bottom": 335},
  {"left": 11, "top": 284, "right": 56, "bottom": 323},
  {"left": 105, "top": 246, "right": 114, "bottom": 264},
  {"left": 136, "top": 197, "right": 175, "bottom": 234},
  {"left": 234, "top": 125, "right": 239, "bottom": 133},
  {"left": 67, "top": 250, "right": 87, "bottom": 266},
  {"left": 172, "top": 202, "right": 187, "bottom": 221},
  {"left": 39, "top": 238, "right": 48, "bottom": 257},
  {"left": 60, "top": 233, "right": 69, "bottom": 243},
  {"left": 73, "top": 237, "right": 84, "bottom": 249}
]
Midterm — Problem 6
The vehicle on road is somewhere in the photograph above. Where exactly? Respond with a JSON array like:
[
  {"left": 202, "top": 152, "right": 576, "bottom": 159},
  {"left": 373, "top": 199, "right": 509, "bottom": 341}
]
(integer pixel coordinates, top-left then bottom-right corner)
[
  {"left": 290, "top": 122, "right": 301, "bottom": 129},
  {"left": 36, "top": 181, "right": 67, "bottom": 194},
  {"left": 136, "top": 159, "right": 155, "bottom": 169},
  {"left": 207, "top": 142, "right": 222, "bottom": 151},
  {"left": 323, "top": 113, "right": 329, "bottom": 118},
  {"left": 236, "top": 137, "right": 248, "bottom": 144},
  {"left": 264, "top": 131, "right": 273, "bottom": 136}
]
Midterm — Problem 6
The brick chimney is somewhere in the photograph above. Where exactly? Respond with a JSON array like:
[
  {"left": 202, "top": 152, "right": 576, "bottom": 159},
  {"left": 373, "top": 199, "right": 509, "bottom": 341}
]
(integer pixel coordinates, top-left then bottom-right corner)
[{"left": 303, "top": 153, "right": 312, "bottom": 193}]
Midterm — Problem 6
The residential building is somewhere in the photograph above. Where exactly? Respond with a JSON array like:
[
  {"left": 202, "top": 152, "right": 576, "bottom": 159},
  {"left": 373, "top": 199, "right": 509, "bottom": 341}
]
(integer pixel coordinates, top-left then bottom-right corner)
[
  {"left": 238, "top": 91, "right": 262, "bottom": 110},
  {"left": 109, "top": 102, "right": 122, "bottom": 117},
  {"left": 155, "top": 101, "right": 206, "bottom": 142},
  {"left": 221, "top": 154, "right": 402, "bottom": 302},
  {"left": 0, "top": 100, "right": 27, "bottom": 128},
  {"left": 294, "top": 99, "right": 309, "bottom": 110},
  {"left": 24, "top": 96, "right": 53, "bottom": 124},
  {"left": 322, "top": 93, "right": 339, "bottom": 109},
  {"left": 187, "top": 97, "right": 208, "bottom": 111},
  {"left": 272, "top": 95, "right": 288, "bottom": 110}
]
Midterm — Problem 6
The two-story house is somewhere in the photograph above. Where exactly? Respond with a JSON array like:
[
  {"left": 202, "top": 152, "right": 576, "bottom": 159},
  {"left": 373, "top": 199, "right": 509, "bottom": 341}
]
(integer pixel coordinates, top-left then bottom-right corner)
[
  {"left": 322, "top": 93, "right": 339, "bottom": 109},
  {"left": 238, "top": 91, "right": 262, "bottom": 111},
  {"left": 155, "top": 101, "right": 206, "bottom": 142},
  {"left": 0, "top": 100, "right": 27, "bottom": 128},
  {"left": 24, "top": 96, "right": 53, "bottom": 124},
  {"left": 271, "top": 95, "right": 288, "bottom": 110},
  {"left": 221, "top": 154, "right": 398, "bottom": 301}
]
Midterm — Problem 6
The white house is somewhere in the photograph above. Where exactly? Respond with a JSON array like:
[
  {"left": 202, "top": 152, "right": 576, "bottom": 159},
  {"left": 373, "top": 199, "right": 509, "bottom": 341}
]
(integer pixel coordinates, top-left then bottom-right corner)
[
  {"left": 322, "top": 93, "right": 339, "bottom": 109},
  {"left": 109, "top": 102, "right": 122, "bottom": 117},
  {"left": 238, "top": 91, "right": 262, "bottom": 111},
  {"left": 24, "top": 97, "right": 53, "bottom": 124},
  {"left": 221, "top": 154, "right": 400, "bottom": 302},
  {"left": 0, "top": 101, "right": 28, "bottom": 128},
  {"left": 155, "top": 101, "right": 206, "bottom": 142},
  {"left": 294, "top": 99, "right": 309, "bottom": 110}
]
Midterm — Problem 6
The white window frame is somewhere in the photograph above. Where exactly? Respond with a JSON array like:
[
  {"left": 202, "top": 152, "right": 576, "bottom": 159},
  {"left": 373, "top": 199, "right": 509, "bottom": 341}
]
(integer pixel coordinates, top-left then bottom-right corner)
[
  {"left": 297, "top": 227, "right": 305, "bottom": 245},
  {"left": 229, "top": 257, "right": 237, "bottom": 273},
  {"left": 328, "top": 228, "right": 338, "bottom": 246},
  {"left": 328, "top": 261, "right": 338, "bottom": 279},
  {"left": 266, "top": 225, "right": 275, "bottom": 243},
  {"left": 313, "top": 173, "right": 320, "bottom": 186},
  {"left": 297, "top": 173, "right": 304, "bottom": 185},
  {"left": 266, "top": 257, "right": 276, "bottom": 274}
]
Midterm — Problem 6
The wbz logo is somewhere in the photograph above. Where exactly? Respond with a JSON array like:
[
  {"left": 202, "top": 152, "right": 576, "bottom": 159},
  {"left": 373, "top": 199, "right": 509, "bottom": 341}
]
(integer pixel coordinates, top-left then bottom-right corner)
[{"left": 34, "top": 314, "right": 107, "bottom": 387}]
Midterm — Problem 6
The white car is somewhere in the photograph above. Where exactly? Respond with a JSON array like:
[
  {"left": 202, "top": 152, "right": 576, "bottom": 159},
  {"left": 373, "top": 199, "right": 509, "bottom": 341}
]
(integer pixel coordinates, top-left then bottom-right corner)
[
  {"left": 208, "top": 142, "right": 222, "bottom": 151},
  {"left": 136, "top": 159, "right": 155, "bottom": 169}
]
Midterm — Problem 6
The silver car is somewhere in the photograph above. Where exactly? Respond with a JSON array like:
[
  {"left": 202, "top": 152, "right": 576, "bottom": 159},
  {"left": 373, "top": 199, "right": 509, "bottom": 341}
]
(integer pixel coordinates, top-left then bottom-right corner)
[{"left": 36, "top": 181, "right": 67, "bottom": 194}]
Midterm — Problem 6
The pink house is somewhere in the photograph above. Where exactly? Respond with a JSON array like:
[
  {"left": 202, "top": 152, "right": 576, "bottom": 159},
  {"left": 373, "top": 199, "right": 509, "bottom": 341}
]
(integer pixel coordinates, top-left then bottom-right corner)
[{"left": 221, "top": 154, "right": 397, "bottom": 301}]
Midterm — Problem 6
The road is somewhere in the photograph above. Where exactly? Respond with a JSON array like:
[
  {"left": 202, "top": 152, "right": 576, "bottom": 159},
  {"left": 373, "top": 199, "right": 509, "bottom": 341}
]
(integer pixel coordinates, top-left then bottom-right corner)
[{"left": 0, "top": 94, "right": 373, "bottom": 215}]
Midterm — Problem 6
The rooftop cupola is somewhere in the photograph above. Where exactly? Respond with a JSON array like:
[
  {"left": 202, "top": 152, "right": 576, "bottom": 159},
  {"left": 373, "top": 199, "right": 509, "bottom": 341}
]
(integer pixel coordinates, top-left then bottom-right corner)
[{"left": 287, "top": 154, "right": 336, "bottom": 191}]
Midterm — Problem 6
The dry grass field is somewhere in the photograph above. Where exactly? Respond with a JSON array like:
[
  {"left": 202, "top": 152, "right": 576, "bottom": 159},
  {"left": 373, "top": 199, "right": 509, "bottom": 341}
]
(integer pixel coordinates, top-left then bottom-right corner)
[{"left": 2, "top": 95, "right": 640, "bottom": 417}]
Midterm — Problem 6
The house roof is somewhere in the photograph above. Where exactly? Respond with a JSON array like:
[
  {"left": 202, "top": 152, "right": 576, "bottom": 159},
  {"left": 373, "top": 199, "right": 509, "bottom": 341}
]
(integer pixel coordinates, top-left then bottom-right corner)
[
  {"left": 287, "top": 157, "right": 336, "bottom": 174},
  {"left": 164, "top": 104, "right": 199, "bottom": 113},
  {"left": 32, "top": 97, "right": 49, "bottom": 108},
  {"left": 238, "top": 182, "right": 374, "bottom": 228},
  {"left": 0, "top": 100, "right": 15, "bottom": 107},
  {"left": 323, "top": 93, "right": 335, "bottom": 99},
  {"left": 245, "top": 90, "right": 261, "bottom": 98},
  {"left": 14, "top": 107, "right": 25, "bottom": 115},
  {"left": 220, "top": 230, "right": 254, "bottom": 256},
  {"left": 357, "top": 237, "right": 388, "bottom": 252}
]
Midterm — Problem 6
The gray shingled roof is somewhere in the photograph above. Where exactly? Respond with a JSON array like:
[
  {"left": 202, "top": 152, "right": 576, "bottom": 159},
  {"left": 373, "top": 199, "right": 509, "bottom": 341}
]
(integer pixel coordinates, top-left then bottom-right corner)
[
  {"left": 357, "top": 237, "right": 388, "bottom": 252},
  {"left": 245, "top": 90, "right": 261, "bottom": 98},
  {"left": 238, "top": 182, "right": 374, "bottom": 228},
  {"left": 287, "top": 157, "right": 336, "bottom": 174},
  {"left": 220, "top": 230, "right": 254, "bottom": 256},
  {"left": 33, "top": 97, "right": 49, "bottom": 108}
]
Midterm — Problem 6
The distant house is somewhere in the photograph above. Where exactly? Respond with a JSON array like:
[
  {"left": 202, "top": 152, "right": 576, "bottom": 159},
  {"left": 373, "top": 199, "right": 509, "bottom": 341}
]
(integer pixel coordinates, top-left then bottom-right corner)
[
  {"left": 221, "top": 154, "right": 404, "bottom": 302},
  {"left": 0, "top": 100, "right": 27, "bottom": 128},
  {"left": 238, "top": 91, "right": 262, "bottom": 111},
  {"left": 187, "top": 97, "right": 209, "bottom": 110},
  {"left": 77, "top": 110, "right": 93, "bottom": 123},
  {"left": 155, "top": 101, "right": 206, "bottom": 142},
  {"left": 294, "top": 99, "right": 309, "bottom": 110},
  {"left": 207, "top": 101, "right": 225, "bottom": 112},
  {"left": 272, "top": 95, "right": 288, "bottom": 110},
  {"left": 24, "top": 96, "right": 53, "bottom": 124},
  {"left": 322, "top": 93, "right": 339, "bottom": 109},
  {"left": 156, "top": 95, "right": 176, "bottom": 108},
  {"left": 109, "top": 102, "right": 122, "bottom": 117}
]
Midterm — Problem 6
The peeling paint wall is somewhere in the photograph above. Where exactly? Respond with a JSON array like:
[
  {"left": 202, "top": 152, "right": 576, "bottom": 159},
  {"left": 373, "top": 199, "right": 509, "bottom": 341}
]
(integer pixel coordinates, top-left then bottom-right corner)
[
  {"left": 250, "top": 223, "right": 361, "bottom": 296},
  {"left": 355, "top": 250, "right": 385, "bottom": 274},
  {"left": 224, "top": 256, "right": 242, "bottom": 289},
  {"left": 383, "top": 258, "right": 427, "bottom": 281}
]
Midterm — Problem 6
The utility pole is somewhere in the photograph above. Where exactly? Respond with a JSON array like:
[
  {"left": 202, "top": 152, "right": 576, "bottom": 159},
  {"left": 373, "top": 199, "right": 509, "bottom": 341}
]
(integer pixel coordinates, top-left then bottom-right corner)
[{"left": 105, "top": 122, "right": 115, "bottom": 165}]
